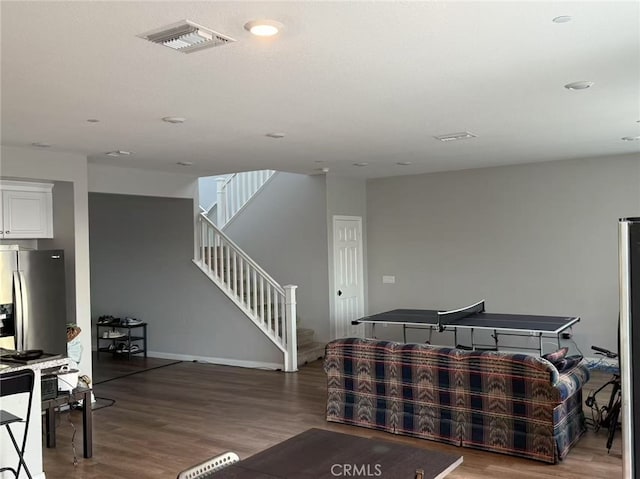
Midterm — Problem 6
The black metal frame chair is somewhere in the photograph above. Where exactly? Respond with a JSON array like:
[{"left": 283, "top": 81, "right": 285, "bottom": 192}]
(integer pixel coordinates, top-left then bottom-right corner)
[{"left": 0, "top": 368, "right": 35, "bottom": 479}]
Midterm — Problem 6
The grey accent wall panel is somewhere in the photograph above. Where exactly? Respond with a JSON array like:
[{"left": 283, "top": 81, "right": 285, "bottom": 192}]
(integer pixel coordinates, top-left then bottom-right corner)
[
  {"left": 39, "top": 181, "right": 76, "bottom": 325},
  {"left": 89, "top": 193, "right": 282, "bottom": 364},
  {"left": 366, "top": 155, "right": 640, "bottom": 355}
]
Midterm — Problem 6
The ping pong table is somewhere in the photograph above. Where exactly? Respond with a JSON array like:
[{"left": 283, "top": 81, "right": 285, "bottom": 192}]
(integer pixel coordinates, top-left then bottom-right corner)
[{"left": 351, "top": 300, "right": 580, "bottom": 355}]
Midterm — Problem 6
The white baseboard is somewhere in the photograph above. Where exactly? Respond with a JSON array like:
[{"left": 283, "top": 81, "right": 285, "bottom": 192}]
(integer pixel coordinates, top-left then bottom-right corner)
[{"left": 146, "top": 350, "right": 283, "bottom": 371}]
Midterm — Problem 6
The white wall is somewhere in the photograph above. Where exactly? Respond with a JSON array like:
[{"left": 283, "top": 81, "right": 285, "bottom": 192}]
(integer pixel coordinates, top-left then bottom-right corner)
[
  {"left": 326, "top": 175, "right": 368, "bottom": 338},
  {"left": 0, "top": 146, "right": 92, "bottom": 376},
  {"left": 366, "top": 154, "right": 640, "bottom": 356},
  {"left": 89, "top": 163, "right": 198, "bottom": 199}
]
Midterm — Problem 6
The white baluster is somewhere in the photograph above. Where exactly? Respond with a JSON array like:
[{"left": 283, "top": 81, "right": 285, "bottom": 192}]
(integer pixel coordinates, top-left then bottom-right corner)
[
  {"left": 238, "top": 257, "right": 244, "bottom": 304},
  {"left": 274, "top": 292, "right": 279, "bottom": 339},
  {"left": 200, "top": 219, "right": 206, "bottom": 265},
  {"left": 225, "top": 243, "right": 231, "bottom": 287},
  {"left": 231, "top": 251, "right": 237, "bottom": 296},
  {"left": 252, "top": 268, "right": 258, "bottom": 315},
  {"left": 242, "top": 173, "right": 248, "bottom": 205},
  {"left": 259, "top": 277, "right": 265, "bottom": 324},
  {"left": 206, "top": 227, "right": 212, "bottom": 274},
  {"left": 213, "top": 232, "right": 219, "bottom": 278},
  {"left": 266, "top": 283, "right": 272, "bottom": 330}
]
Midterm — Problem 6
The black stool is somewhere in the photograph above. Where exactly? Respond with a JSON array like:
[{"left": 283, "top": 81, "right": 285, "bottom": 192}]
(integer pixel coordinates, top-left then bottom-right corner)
[{"left": 0, "top": 369, "right": 35, "bottom": 479}]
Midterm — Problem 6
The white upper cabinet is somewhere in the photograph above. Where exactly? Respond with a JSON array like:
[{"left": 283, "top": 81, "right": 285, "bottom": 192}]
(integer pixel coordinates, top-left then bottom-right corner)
[{"left": 0, "top": 181, "right": 54, "bottom": 239}]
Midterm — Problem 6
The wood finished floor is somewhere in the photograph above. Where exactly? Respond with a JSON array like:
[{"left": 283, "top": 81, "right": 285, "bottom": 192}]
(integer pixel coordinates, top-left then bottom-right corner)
[{"left": 43, "top": 358, "right": 623, "bottom": 479}]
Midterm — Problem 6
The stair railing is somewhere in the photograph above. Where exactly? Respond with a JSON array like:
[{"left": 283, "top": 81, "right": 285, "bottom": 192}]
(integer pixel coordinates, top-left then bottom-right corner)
[
  {"left": 216, "top": 170, "right": 275, "bottom": 228},
  {"left": 194, "top": 213, "right": 298, "bottom": 372}
]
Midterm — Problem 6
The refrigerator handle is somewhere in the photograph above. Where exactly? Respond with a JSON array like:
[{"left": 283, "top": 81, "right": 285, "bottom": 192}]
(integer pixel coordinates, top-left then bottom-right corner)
[
  {"left": 18, "top": 272, "right": 30, "bottom": 351},
  {"left": 13, "top": 271, "right": 24, "bottom": 351}
]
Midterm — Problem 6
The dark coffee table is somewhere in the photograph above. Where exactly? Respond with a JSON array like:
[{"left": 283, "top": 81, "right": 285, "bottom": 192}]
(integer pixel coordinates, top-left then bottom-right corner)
[{"left": 194, "top": 428, "right": 462, "bottom": 479}]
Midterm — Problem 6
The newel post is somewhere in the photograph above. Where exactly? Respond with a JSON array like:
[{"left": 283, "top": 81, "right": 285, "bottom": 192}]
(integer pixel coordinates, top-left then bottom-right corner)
[
  {"left": 216, "top": 177, "right": 227, "bottom": 227},
  {"left": 283, "top": 285, "right": 298, "bottom": 372}
]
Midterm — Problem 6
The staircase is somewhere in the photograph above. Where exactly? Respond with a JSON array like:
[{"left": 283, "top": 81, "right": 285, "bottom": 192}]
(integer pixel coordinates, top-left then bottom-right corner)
[
  {"left": 206, "top": 170, "right": 276, "bottom": 228},
  {"left": 297, "top": 328, "right": 326, "bottom": 366},
  {"left": 195, "top": 170, "right": 327, "bottom": 371},
  {"left": 194, "top": 214, "right": 298, "bottom": 371}
]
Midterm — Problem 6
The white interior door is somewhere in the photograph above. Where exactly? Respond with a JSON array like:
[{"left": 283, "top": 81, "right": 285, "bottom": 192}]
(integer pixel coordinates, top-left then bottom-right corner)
[{"left": 332, "top": 216, "right": 365, "bottom": 339}]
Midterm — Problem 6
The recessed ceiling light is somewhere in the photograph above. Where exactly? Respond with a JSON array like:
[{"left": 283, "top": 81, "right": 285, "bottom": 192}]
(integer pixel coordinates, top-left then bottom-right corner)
[
  {"left": 244, "top": 20, "right": 283, "bottom": 37},
  {"left": 265, "top": 132, "right": 285, "bottom": 139},
  {"left": 621, "top": 136, "right": 640, "bottom": 141},
  {"left": 31, "top": 142, "right": 51, "bottom": 148},
  {"left": 564, "top": 81, "right": 594, "bottom": 90},
  {"left": 396, "top": 161, "right": 412, "bottom": 166},
  {"left": 434, "top": 131, "right": 477, "bottom": 142},
  {"left": 177, "top": 161, "right": 194, "bottom": 166},
  {"left": 353, "top": 162, "right": 369, "bottom": 167},
  {"left": 87, "top": 119, "right": 100, "bottom": 123},
  {"left": 552, "top": 16, "right": 572, "bottom": 23},
  {"left": 316, "top": 167, "right": 330, "bottom": 173},
  {"left": 106, "top": 150, "right": 132, "bottom": 157},
  {"left": 163, "top": 116, "right": 186, "bottom": 124}
]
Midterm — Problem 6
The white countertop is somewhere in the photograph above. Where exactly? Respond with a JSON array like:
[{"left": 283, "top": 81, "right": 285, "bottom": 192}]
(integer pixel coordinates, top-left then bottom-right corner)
[{"left": 0, "top": 356, "right": 69, "bottom": 373}]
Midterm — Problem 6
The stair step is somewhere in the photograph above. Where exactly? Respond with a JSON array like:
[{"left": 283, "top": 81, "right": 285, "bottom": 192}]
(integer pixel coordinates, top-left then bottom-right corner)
[
  {"left": 297, "top": 328, "right": 315, "bottom": 348},
  {"left": 297, "top": 341, "right": 326, "bottom": 367}
]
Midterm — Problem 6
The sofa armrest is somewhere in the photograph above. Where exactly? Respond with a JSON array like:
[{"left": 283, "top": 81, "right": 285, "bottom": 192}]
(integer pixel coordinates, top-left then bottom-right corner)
[{"left": 553, "top": 361, "right": 590, "bottom": 401}]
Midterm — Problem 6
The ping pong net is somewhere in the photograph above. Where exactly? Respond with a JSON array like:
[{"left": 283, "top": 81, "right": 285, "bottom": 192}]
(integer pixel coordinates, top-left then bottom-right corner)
[{"left": 437, "top": 299, "right": 485, "bottom": 332}]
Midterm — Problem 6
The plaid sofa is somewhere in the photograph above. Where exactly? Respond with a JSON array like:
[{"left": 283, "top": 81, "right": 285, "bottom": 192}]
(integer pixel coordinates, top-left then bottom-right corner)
[{"left": 324, "top": 338, "right": 590, "bottom": 463}]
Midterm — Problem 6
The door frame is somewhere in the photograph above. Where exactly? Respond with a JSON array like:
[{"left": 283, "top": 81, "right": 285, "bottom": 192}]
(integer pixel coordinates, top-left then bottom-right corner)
[{"left": 330, "top": 215, "right": 365, "bottom": 340}]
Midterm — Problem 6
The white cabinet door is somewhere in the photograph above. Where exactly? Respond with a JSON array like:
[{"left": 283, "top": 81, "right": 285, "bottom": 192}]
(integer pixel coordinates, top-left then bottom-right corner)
[{"left": 2, "top": 188, "right": 53, "bottom": 238}]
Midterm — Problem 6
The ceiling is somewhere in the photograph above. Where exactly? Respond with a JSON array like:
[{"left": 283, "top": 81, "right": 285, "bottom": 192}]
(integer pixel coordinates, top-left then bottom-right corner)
[{"left": 1, "top": 1, "right": 639, "bottom": 179}]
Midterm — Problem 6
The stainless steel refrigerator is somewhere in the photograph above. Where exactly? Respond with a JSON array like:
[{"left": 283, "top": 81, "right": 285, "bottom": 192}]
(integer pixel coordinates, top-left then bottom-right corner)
[{"left": 0, "top": 245, "right": 67, "bottom": 355}]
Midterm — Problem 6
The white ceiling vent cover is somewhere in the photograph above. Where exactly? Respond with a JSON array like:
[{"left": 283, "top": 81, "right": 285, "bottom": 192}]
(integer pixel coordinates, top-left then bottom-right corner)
[
  {"left": 434, "top": 131, "right": 478, "bottom": 142},
  {"left": 138, "top": 20, "right": 236, "bottom": 53}
]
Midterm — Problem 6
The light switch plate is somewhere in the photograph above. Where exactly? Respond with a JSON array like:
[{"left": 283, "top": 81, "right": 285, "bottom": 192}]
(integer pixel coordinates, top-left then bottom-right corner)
[{"left": 382, "top": 275, "right": 395, "bottom": 284}]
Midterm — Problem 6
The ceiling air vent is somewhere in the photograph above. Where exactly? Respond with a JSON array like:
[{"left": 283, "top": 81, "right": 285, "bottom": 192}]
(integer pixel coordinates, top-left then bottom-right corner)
[
  {"left": 138, "top": 20, "right": 236, "bottom": 54},
  {"left": 434, "top": 131, "right": 477, "bottom": 142}
]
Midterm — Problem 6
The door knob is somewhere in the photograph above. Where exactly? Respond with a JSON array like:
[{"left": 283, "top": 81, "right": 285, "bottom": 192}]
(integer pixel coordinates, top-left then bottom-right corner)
[{"left": 337, "top": 290, "right": 342, "bottom": 296}]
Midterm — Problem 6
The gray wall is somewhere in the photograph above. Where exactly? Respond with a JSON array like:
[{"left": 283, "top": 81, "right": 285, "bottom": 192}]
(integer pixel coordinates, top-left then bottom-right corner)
[
  {"left": 40, "top": 181, "right": 76, "bottom": 326},
  {"left": 225, "top": 173, "right": 331, "bottom": 341},
  {"left": 89, "top": 193, "right": 282, "bottom": 366},
  {"left": 326, "top": 175, "right": 368, "bottom": 338},
  {"left": 366, "top": 154, "right": 640, "bottom": 356}
]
